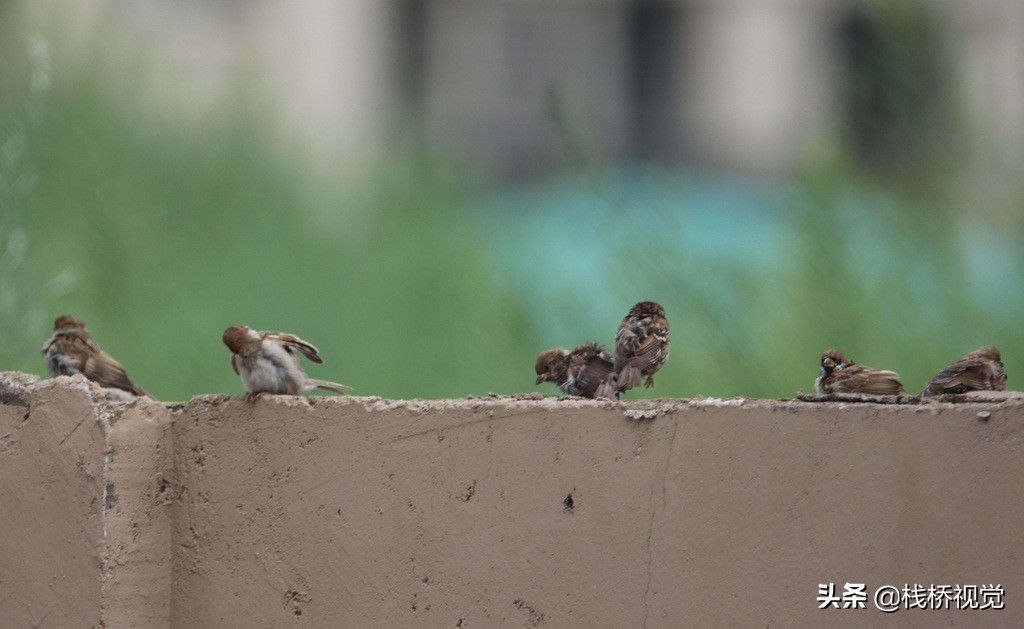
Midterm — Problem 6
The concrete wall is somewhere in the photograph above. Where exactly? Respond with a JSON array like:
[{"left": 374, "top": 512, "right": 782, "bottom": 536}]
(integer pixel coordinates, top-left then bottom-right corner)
[
  {"left": 1, "top": 373, "right": 1022, "bottom": 627},
  {"left": 0, "top": 375, "right": 105, "bottom": 628}
]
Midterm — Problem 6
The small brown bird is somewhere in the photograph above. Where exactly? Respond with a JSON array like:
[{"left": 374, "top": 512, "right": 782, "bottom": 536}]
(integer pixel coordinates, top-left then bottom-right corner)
[
  {"left": 42, "top": 314, "right": 150, "bottom": 397},
  {"left": 600, "top": 301, "right": 670, "bottom": 397},
  {"left": 814, "top": 349, "right": 906, "bottom": 395},
  {"left": 535, "top": 342, "right": 616, "bottom": 399},
  {"left": 222, "top": 325, "right": 350, "bottom": 401},
  {"left": 921, "top": 346, "right": 1007, "bottom": 397}
]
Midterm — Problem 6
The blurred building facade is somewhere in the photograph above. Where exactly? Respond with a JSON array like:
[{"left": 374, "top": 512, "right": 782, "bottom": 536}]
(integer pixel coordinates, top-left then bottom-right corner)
[{"left": 25, "top": 0, "right": 1024, "bottom": 181}]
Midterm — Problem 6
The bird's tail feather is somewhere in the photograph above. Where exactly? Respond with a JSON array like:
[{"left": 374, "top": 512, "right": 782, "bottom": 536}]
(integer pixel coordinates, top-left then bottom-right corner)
[
  {"left": 615, "top": 366, "right": 643, "bottom": 392},
  {"left": 593, "top": 381, "right": 619, "bottom": 400},
  {"left": 308, "top": 378, "right": 352, "bottom": 394}
]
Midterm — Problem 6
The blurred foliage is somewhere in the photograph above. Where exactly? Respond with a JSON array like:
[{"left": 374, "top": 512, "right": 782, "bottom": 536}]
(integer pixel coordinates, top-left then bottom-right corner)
[
  {"left": 0, "top": 35, "right": 76, "bottom": 362},
  {"left": 1, "top": 2, "right": 1022, "bottom": 401},
  {"left": 0, "top": 28, "right": 531, "bottom": 400}
]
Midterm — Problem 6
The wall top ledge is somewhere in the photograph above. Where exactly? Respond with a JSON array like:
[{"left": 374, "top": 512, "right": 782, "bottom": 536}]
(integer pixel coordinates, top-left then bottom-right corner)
[{"left": 4, "top": 371, "right": 1022, "bottom": 418}]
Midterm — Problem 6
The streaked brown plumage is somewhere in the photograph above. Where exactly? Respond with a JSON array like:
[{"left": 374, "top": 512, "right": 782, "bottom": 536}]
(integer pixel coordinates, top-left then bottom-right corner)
[
  {"left": 535, "top": 343, "right": 616, "bottom": 399},
  {"left": 600, "top": 301, "right": 670, "bottom": 397},
  {"left": 222, "top": 325, "right": 350, "bottom": 401},
  {"left": 921, "top": 346, "right": 1006, "bottom": 397},
  {"left": 814, "top": 349, "right": 906, "bottom": 396},
  {"left": 42, "top": 314, "right": 150, "bottom": 397}
]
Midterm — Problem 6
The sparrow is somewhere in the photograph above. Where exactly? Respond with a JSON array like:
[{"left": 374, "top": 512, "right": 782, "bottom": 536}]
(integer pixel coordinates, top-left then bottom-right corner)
[
  {"left": 600, "top": 301, "right": 670, "bottom": 396},
  {"left": 222, "top": 325, "right": 351, "bottom": 401},
  {"left": 814, "top": 349, "right": 906, "bottom": 395},
  {"left": 42, "top": 314, "right": 150, "bottom": 397},
  {"left": 535, "top": 342, "right": 616, "bottom": 399},
  {"left": 921, "top": 346, "right": 1006, "bottom": 397}
]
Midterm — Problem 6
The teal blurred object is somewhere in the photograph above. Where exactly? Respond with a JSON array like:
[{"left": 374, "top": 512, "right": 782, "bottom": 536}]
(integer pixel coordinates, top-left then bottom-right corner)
[
  {"left": 480, "top": 168, "right": 790, "bottom": 342},
  {"left": 478, "top": 167, "right": 1024, "bottom": 398}
]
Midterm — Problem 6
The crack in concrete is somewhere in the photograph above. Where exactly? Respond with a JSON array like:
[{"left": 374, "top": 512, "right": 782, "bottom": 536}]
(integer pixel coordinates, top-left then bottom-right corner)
[
  {"left": 386, "top": 411, "right": 548, "bottom": 444},
  {"left": 642, "top": 416, "right": 679, "bottom": 629},
  {"left": 58, "top": 409, "right": 94, "bottom": 447},
  {"left": 387, "top": 416, "right": 500, "bottom": 444}
]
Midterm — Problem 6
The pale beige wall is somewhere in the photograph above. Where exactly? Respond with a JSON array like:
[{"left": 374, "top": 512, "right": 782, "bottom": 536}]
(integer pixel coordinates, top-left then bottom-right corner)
[
  {"left": 0, "top": 375, "right": 106, "bottom": 629},
  {"left": 2, "top": 374, "right": 1022, "bottom": 627}
]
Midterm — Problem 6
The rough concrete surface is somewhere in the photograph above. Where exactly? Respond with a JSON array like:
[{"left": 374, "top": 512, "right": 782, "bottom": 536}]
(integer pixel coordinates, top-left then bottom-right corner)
[
  {"left": 2, "top": 373, "right": 1023, "bottom": 628},
  {"left": 0, "top": 374, "right": 107, "bottom": 628}
]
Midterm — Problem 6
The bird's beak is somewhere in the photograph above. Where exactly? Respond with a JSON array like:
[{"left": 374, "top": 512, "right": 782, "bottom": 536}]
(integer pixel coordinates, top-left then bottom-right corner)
[{"left": 535, "top": 375, "right": 546, "bottom": 385}]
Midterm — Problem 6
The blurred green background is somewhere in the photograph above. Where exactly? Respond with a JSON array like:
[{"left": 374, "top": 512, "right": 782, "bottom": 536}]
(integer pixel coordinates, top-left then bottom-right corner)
[{"left": 1, "top": 1, "right": 1021, "bottom": 401}]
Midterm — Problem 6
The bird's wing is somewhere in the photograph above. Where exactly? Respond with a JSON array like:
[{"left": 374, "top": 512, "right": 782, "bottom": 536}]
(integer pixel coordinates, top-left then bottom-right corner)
[
  {"left": 620, "top": 323, "right": 669, "bottom": 371},
  {"left": 84, "top": 351, "right": 149, "bottom": 397},
  {"left": 926, "top": 359, "right": 992, "bottom": 394},
  {"left": 571, "top": 350, "right": 615, "bottom": 398},
  {"left": 263, "top": 332, "right": 324, "bottom": 364},
  {"left": 839, "top": 367, "right": 905, "bottom": 395}
]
